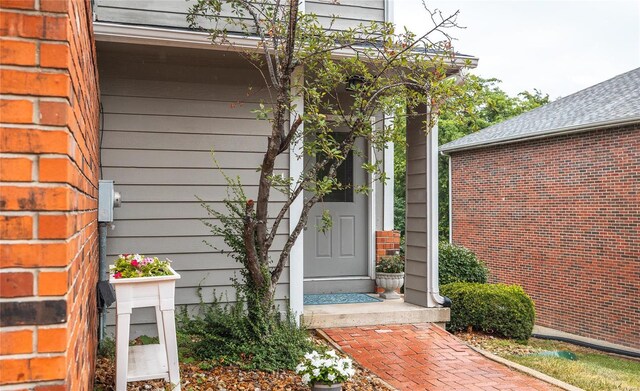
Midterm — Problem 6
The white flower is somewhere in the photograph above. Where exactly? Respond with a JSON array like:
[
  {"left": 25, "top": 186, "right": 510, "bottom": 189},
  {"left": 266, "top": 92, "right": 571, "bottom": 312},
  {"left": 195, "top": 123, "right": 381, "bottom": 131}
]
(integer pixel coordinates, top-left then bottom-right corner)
[
  {"left": 312, "top": 368, "right": 321, "bottom": 377},
  {"left": 304, "top": 351, "right": 319, "bottom": 360},
  {"left": 295, "top": 364, "right": 306, "bottom": 374},
  {"left": 327, "top": 350, "right": 338, "bottom": 358},
  {"left": 301, "top": 374, "right": 311, "bottom": 384},
  {"left": 327, "top": 373, "right": 335, "bottom": 382}
]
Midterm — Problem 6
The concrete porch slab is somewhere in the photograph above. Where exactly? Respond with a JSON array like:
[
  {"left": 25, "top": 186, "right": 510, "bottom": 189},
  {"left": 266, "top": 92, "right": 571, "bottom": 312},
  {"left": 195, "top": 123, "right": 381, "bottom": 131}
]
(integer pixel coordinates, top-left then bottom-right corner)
[{"left": 302, "top": 296, "right": 450, "bottom": 329}]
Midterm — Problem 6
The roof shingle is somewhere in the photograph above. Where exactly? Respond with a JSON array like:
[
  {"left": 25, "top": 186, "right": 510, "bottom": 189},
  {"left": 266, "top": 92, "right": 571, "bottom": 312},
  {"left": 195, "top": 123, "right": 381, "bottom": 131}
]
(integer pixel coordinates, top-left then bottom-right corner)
[{"left": 440, "top": 67, "right": 640, "bottom": 152}]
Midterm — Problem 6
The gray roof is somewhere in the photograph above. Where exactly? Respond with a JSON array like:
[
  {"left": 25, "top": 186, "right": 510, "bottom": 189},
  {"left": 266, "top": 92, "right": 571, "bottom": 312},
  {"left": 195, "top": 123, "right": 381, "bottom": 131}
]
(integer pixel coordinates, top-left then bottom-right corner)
[{"left": 440, "top": 67, "right": 640, "bottom": 153}]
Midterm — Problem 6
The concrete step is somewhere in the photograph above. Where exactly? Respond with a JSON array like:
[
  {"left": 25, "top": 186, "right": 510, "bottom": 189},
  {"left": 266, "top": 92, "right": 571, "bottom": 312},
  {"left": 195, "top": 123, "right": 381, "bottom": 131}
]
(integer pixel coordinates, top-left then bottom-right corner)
[{"left": 302, "top": 297, "right": 450, "bottom": 329}]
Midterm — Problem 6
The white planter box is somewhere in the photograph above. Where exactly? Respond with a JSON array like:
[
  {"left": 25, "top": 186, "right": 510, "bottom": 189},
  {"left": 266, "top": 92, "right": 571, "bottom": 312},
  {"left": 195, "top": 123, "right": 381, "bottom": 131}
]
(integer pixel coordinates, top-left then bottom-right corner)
[{"left": 110, "top": 266, "right": 181, "bottom": 391}]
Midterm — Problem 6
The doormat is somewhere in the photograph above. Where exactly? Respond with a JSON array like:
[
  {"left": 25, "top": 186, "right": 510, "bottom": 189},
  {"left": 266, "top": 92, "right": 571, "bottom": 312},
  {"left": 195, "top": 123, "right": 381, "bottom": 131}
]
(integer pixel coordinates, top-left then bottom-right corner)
[{"left": 304, "top": 293, "right": 382, "bottom": 305}]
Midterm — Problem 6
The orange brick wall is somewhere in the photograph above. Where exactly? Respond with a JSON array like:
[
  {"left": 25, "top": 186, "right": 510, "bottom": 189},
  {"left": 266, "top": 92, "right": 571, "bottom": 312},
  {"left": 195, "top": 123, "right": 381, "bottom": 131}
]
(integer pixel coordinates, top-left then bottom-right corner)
[
  {"left": 0, "top": 0, "right": 101, "bottom": 389},
  {"left": 375, "top": 230, "right": 401, "bottom": 262},
  {"left": 450, "top": 126, "right": 640, "bottom": 349}
]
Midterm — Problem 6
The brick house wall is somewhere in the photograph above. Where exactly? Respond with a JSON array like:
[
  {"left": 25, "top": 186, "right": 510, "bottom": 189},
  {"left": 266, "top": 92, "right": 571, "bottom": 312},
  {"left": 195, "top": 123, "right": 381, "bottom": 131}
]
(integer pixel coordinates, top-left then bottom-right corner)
[
  {"left": 0, "top": 0, "right": 101, "bottom": 388},
  {"left": 450, "top": 125, "right": 640, "bottom": 349},
  {"left": 375, "top": 230, "right": 401, "bottom": 262}
]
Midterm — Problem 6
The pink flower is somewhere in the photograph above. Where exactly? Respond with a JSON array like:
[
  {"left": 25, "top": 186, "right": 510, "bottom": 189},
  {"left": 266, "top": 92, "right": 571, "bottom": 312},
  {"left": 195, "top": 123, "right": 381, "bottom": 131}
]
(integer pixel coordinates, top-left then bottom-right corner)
[
  {"left": 131, "top": 259, "right": 139, "bottom": 268},
  {"left": 114, "top": 272, "right": 122, "bottom": 279}
]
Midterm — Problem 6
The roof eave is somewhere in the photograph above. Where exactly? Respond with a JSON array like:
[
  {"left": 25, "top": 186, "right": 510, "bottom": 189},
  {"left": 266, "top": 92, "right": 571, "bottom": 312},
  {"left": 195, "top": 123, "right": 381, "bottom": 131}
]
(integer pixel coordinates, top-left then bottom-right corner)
[
  {"left": 93, "top": 22, "right": 479, "bottom": 67},
  {"left": 440, "top": 116, "right": 640, "bottom": 154}
]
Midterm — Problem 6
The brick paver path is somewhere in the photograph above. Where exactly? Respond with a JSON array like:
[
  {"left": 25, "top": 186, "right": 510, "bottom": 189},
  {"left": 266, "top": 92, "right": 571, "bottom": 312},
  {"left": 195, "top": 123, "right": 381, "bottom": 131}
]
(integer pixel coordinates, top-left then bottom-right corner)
[{"left": 322, "top": 324, "right": 557, "bottom": 391}]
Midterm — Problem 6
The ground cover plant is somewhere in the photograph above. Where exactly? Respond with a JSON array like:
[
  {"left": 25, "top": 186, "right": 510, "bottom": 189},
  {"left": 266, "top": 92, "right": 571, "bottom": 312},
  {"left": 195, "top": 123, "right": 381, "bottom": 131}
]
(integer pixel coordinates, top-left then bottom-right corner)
[
  {"left": 461, "top": 333, "right": 640, "bottom": 391},
  {"left": 94, "top": 332, "right": 391, "bottom": 390},
  {"left": 176, "top": 299, "right": 316, "bottom": 371}
]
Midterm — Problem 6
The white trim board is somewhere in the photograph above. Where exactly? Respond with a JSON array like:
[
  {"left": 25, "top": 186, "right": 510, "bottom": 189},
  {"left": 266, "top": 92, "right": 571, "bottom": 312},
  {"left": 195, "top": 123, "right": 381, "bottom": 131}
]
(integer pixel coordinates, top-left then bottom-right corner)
[
  {"left": 289, "top": 67, "right": 305, "bottom": 322},
  {"left": 383, "top": 113, "right": 395, "bottom": 231}
]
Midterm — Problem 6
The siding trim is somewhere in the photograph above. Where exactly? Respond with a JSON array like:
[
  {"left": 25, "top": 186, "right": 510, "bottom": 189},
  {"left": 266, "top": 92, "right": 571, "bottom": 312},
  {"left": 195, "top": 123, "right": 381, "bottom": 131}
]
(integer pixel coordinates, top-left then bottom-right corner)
[
  {"left": 94, "top": 21, "right": 263, "bottom": 51},
  {"left": 384, "top": 0, "right": 394, "bottom": 23},
  {"left": 368, "top": 117, "right": 378, "bottom": 279},
  {"left": 383, "top": 113, "right": 394, "bottom": 231},
  {"left": 290, "top": 67, "right": 304, "bottom": 320}
]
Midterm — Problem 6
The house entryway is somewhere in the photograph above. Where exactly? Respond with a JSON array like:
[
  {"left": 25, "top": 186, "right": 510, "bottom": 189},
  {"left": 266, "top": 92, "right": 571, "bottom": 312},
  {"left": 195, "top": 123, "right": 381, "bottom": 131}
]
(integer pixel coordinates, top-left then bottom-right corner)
[{"left": 303, "top": 132, "right": 373, "bottom": 294}]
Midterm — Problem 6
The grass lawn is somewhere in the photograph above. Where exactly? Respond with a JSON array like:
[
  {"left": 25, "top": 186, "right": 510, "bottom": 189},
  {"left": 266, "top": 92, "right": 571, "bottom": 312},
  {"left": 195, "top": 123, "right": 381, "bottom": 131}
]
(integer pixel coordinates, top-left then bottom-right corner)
[{"left": 464, "top": 335, "right": 640, "bottom": 391}]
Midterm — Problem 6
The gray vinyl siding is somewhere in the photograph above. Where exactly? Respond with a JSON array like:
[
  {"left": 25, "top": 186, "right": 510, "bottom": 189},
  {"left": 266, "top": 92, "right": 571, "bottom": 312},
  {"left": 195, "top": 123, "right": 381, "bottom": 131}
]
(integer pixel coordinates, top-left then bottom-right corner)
[
  {"left": 98, "top": 43, "right": 290, "bottom": 337},
  {"left": 403, "top": 108, "right": 429, "bottom": 307},
  {"left": 94, "top": 0, "right": 260, "bottom": 33},
  {"left": 94, "top": 0, "right": 385, "bottom": 33},
  {"left": 306, "top": 0, "right": 385, "bottom": 31}
]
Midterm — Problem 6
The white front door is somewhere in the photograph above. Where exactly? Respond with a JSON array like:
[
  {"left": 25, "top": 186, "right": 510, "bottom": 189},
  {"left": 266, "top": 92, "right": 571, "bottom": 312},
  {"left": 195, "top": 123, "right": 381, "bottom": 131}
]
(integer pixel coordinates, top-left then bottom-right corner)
[{"left": 303, "top": 134, "right": 372, "bottom": 293}]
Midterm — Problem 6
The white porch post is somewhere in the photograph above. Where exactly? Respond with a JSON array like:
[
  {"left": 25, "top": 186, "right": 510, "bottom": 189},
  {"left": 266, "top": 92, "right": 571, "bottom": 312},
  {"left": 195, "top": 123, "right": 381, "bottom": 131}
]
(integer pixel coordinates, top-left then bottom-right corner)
[
  {"left": 289, "top": 67, "right": 304, "bottom": 322},
  {"left": 383, "top": 113, "right": 395, "bottom": 231}
]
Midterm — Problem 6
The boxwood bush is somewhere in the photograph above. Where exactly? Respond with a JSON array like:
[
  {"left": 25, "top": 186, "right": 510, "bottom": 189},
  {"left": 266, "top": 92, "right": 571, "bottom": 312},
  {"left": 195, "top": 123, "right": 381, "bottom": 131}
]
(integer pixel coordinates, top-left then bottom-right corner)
[
  {"left": 441, "top": 282, "right": 535, "bottom": 340},
  {"left": 439, "top": 242, "right": 488, "bottom": 285}
]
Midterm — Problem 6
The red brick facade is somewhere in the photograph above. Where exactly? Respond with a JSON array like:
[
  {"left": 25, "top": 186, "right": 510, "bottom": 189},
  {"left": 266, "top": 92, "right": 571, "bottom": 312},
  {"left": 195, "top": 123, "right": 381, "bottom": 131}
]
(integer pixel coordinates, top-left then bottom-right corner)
[
  {"left": 375, "top": 230, "right": 401, "bottom": 262},
  {"left": 0, "top": 0, "right": 101, "bottom": 388},
  {"left": 450, "top": 125, "right": 640, "bottom": 349}
]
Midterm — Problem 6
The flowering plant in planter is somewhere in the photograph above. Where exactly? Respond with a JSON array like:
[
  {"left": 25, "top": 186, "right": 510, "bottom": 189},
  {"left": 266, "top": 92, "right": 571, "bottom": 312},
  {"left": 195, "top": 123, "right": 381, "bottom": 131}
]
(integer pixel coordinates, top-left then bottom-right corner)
[
  {"left": 375, "top": 254, "right": 404, "bottom": 299},
  {"left": 110, "top": 254, "right": 173, "bottom": 279},
  {"left": 375, "top": 254, "right": 404, "bottom": 273},
  {"left": 295, "top": 350, "right": 355, "bottom": 387}
]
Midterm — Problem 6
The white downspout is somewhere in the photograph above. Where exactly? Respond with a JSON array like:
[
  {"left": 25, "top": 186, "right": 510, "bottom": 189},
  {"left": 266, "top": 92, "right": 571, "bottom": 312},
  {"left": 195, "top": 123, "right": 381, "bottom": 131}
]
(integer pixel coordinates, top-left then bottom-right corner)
[
  {"left": 427, "top": 122, "right": 450, "bottom": 307},
  {"left": 447, "top": 153, "right": 452, "bottom": 244}
]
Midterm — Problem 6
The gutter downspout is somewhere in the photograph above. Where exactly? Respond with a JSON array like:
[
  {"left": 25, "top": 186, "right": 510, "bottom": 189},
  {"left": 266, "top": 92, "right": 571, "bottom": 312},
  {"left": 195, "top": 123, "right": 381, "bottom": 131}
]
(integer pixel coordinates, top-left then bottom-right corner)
[
  {"left": 427, "top": 121, "right": 451, "bottom": 307},
  {"left": 98, "top": 222, "right": 109, "bottom": 341},
  {"left": 445, "top": 152, "right": 452, "bottom": 244}
]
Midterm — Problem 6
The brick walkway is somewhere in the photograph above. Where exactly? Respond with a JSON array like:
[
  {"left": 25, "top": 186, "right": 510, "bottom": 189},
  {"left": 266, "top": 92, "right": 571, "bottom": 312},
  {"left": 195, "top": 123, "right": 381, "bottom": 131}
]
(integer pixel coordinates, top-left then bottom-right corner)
[{"left": 322, "top": 324, "right": 558, "bottom": 391}]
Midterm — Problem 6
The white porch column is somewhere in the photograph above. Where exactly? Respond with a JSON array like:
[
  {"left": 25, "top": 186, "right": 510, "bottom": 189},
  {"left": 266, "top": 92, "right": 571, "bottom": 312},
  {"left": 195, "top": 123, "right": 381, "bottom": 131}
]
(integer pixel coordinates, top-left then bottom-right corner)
[
  {"left": 383, "top": 113, "right": 395, "bottom": 231},
  {"left": 289, "top": 67, "right": 304, "bottom": 322}
]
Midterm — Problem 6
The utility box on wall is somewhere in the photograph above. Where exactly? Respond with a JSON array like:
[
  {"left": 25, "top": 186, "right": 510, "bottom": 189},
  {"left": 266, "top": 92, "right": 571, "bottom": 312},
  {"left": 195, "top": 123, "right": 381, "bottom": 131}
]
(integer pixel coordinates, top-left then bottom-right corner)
[{"left": 99, "top": 180, "right": 121, "bottom": 223}]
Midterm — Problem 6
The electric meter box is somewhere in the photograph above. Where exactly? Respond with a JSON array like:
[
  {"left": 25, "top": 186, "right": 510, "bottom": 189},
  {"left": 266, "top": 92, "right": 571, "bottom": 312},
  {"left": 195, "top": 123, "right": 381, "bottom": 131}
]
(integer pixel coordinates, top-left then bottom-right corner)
[{"left": 98, "top": 180, "right": 121, "bottom": 223}]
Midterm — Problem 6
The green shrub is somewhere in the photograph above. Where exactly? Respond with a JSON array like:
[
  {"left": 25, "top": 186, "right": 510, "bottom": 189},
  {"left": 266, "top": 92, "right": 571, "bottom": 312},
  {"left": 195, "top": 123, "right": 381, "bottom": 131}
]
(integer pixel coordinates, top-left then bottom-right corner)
[
  {"left": 376, "top": 254, "right": 404, "bottom": 273},
  {"left": 176, "top": 299, "right": 318, "bottom": 371},
  {"left": 439, "top": 242, "right": 488, "bottom": 285},
  {"left": 441, "top": 282, "right": 535, "bottom": 340}
]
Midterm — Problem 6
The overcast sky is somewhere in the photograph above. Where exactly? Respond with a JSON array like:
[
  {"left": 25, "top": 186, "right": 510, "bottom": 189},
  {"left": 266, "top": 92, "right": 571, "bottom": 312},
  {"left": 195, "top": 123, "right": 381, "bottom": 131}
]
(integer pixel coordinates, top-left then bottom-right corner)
[{"left": 394, "top": 0, "right": 640, "bottom": 99}]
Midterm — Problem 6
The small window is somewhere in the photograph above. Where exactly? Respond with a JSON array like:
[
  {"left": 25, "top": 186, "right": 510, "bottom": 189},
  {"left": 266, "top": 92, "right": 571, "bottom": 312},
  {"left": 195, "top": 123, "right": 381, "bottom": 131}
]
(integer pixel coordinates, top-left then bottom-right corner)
[{"left": 317, "top": 133, "right": 354, "bottom": 203}]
